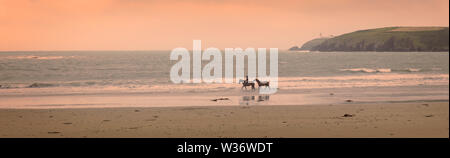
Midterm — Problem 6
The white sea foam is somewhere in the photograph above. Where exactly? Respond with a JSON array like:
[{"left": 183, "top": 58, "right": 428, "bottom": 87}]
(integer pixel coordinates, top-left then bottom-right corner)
[
  {"left": 339, "top": 68, "right": 430, "bottom": 73},
  {"left": 407, "top": 68, "right": 421, "bottom": 72},
  {"left": 339, "top": 68, "right": 391, "bottom": 73},
  {"left": 1, "top": 73, "right": 447, "bottom": 96}
]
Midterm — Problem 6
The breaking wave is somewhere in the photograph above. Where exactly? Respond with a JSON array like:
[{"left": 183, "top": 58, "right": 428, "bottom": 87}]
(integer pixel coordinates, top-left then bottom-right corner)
[
  {"left": 27, "top": 83, "right": 57, "bottom": 88},
  {"left": 340, "top": 68, "right": 392, "bottom": 73},
  {"left": 338, "top": 68, "right": 436, "bottom": 73},
  {"left": 0, "top": 73, "right": 447, "bottom": 96}
]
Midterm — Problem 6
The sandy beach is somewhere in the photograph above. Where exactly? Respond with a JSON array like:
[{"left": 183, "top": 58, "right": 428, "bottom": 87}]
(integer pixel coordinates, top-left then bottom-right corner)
[
  {"left": 0, "top": 101, "right": 447, "bottom": 138},
  {"left": 1, "top": 51, "right": 448, "bottom": 138}
]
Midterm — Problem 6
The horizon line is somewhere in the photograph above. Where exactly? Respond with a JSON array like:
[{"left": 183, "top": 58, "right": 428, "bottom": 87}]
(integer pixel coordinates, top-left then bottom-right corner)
[{"left": 0, "top": 48, "right": 290, "bottom": 52}]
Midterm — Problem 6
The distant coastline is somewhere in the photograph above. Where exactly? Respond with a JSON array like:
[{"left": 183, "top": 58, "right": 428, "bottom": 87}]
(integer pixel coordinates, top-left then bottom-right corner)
[{"left": 290, "top": 26, "right": 449, "bottom": 52}]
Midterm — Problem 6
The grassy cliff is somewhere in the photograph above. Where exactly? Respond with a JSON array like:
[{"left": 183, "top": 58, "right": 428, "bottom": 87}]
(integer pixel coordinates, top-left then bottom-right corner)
[
  {"left": 303, "top": 27, "right": 449, "bottom": 52},
  {"left": 299, "top": 37, "right": 329, "bottom": 50}
]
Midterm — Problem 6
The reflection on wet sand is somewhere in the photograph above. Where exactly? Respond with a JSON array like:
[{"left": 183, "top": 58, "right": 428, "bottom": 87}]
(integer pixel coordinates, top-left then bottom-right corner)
[{"left": 240, "top": 95, "right": 270, "bottom": 106}]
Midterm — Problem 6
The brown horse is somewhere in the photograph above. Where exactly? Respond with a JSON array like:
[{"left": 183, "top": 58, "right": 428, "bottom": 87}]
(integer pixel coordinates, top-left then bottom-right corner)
[
  {"left": 254, "top": 79, "right": 269, "bottom": 88},
  {"left": 239, "top": 79, "right": 255, "bottom": 90}
]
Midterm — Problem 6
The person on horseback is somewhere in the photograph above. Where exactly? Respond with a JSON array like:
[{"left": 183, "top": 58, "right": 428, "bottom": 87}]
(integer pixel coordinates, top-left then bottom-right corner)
[
  {"left": 244, "top": 75, "right": 249, "bottom": 84},
  {"left": 240, "top": 75, "right": 255, "bottom": 90}
]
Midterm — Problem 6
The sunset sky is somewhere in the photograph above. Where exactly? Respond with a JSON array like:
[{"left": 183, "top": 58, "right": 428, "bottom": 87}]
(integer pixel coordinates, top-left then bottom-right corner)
[{"left": 0, "top": 0, "right": 448, "bottom": 51}]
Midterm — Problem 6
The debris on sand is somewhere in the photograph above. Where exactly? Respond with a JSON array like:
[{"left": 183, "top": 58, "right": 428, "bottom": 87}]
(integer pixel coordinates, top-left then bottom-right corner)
[
  {"left": 211, "top": 98, "right": 230, "bottom": 102},
  {"left": 329, "top": 93, "right": 334, "bottom": 95},
  {"left": 63, "top": 122, "right": 72, "bottom": 125},
  {"left": 425, "top": 114, "right": 433, "bottom": 117},
  {"left": 134, "top": 110, "right": 140, "bottom": 112},
  {"left": 48, "top": 131, "right": 60, "bottom": 134},
  {"left": 342, "top": 114, "right": 354, "bottom": 117},
  {"left": 422, "top": 104, "right": 429, "bottom": 107},
  {"left": 345, "top": 100, "right": 353, "bottom": 103}
]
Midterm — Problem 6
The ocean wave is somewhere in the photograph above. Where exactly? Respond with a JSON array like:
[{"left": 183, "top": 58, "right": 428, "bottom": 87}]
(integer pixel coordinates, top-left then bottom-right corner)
[
  {"left": 339, "top": 68, "right": 430, "bottom": 73},
  {"left": 339, "top": 68, "right": 391, "bottom": 73},
  {"left": 5, "top": 73, "right": 448, "bottom": 90},
  {"left": 277, "top": 74, "right": 449, "bottom": 90},
  {"left": 27, "top": 83, "right": 57, "bottom": 88},
  {"left": 0, "top": 73, "right": 448, "bottom": 97},
  {"left": 392, "top": 68, "right": 421, "bottom": 72},
  {"left": 20, "top": 80, "right": 154, "bottom": 89},
  {"left": 0, "top": 84, "right": 9, "bottom": 89},
  {"left": 2, "top": 55, "right": 77, "bottom": 60},
  {"left": 431, "top": 68, "right": 442, "bottom": 71}
]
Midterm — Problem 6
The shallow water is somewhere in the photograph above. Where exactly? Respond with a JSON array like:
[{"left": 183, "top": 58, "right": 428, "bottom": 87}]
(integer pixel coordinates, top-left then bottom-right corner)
[{"left": 0, "top": 51, "right": 448, "bottom": 108}]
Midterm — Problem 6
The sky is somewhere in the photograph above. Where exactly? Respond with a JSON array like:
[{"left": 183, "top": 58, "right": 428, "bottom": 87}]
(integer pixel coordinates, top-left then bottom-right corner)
[{"left": 0, "top": 0, "right": 448, "bottom": 51}]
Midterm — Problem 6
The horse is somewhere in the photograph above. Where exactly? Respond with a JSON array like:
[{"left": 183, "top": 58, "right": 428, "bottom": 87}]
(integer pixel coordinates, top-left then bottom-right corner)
[
  {"left": 238, "top": 79, "right": 255, "bottom": 90},
  {"left": 254, "top": 79, "right": 270, "bottom": 88}
]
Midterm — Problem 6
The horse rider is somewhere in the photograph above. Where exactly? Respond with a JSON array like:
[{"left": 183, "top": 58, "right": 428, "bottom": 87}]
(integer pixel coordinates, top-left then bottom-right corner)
[{"left": 244, "top": 75, "right": 249, "bottom": 84}]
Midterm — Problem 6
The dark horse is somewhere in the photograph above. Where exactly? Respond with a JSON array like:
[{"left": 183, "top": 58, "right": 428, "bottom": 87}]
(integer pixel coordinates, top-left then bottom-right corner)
[
  {"left": 239, "top": 79, "right": 255, "bottom": 90},
  {"left": 254, "top": 79, "right": 270, "bottom": 88}
]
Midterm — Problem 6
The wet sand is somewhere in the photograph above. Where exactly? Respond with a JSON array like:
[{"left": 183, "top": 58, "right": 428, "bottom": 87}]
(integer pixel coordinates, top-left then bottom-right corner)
[{"left": 0, "top": 102, "right": 448, "bottom": 138}]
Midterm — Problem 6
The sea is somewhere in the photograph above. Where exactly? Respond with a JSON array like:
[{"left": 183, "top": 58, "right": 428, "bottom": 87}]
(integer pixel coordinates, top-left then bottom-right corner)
[{"left": 0, "top": 51, "right": 448, "bottom": 108}]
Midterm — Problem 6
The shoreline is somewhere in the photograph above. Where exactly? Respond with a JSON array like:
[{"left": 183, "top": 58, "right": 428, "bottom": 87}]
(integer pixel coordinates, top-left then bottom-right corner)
[
  {"left": 1, "top": 101, "right": 448, "bottom": 138},
  {"left": 1, "top": 84, "right": 448, "bottom": 109},
  {"left": 0, "top": 98, "right": 448, "bottom": 110}
]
